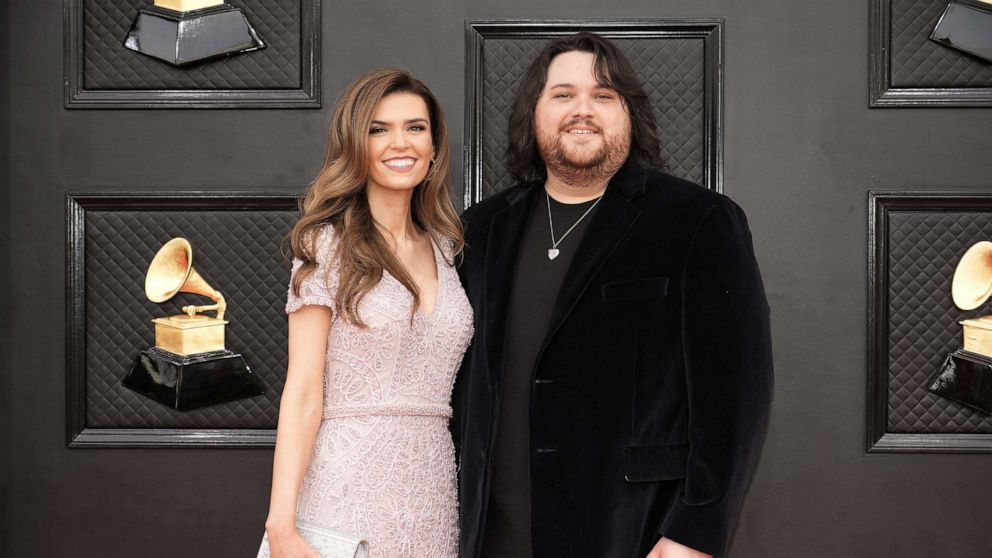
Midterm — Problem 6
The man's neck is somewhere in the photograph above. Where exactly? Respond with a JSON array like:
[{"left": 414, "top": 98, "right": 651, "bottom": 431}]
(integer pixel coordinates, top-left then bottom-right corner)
[{"left": 544, "top": 168, "right": 613, "bottom": 203}]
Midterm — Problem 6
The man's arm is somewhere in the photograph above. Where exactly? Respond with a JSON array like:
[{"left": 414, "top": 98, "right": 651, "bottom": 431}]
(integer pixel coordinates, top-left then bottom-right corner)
[
  {"left": 450, "top": 208, "right": 481, "bottom": 470},
  {"left": 658, "top": 199, "right": 774, "bottom": 556}
]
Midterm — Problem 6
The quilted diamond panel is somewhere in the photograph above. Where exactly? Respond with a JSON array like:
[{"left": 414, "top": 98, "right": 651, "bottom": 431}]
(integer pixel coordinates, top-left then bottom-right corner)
[
  {"left": 480, "top": 36, "right": 705, "bottom": 199},
  {"left": 887, "top": 211, "right": 992, "bottom": 433},
  {"left": 83, "top": 0, "right": 301, "bottom": 89},
  {"left": 84, "top": 209, "right": 295, "bottom": 428},
  {"left": 890, "top": 0, "right": 992, "bottom": 88}
]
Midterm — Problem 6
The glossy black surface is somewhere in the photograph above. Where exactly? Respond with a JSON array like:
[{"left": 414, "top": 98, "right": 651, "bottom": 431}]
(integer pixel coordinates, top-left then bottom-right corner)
[
  {"left": 930, "top": 2, "right": 992, "bottom": 65},
  {"left": 122, "top": 347, "right": 265, "bottom": 411},
  {"left": 870, "top": 0, "right": 992, "bottom": 107},
  {"left": 930, "top": 349, "right": 992, "bottom": 415},
  {"left": 123, "top": 5, "right": 265, "bottom": 67}
]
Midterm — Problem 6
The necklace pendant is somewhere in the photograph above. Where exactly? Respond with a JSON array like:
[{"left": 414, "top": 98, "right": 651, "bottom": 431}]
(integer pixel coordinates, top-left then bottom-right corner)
[{"left": 548, "top": 248, "right": 560, "bottom": 260}]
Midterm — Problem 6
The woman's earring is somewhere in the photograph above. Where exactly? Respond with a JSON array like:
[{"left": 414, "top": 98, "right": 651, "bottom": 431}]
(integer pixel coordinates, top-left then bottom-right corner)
[{"left": 425, "top": 157, "right": 438, "bottom": 182}]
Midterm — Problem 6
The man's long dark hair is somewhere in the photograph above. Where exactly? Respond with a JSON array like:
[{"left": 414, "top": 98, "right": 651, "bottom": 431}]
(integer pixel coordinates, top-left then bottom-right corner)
[{"left": 506, "top": 32, "right": 665, "bottom": 185}]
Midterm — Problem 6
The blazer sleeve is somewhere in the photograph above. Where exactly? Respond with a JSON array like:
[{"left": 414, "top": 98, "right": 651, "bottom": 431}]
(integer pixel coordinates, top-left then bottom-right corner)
[
  {"left": 449, "top": 258, "right": 470, "bottom": 467},
  {"left": 449, "top": 209, "right": 480, "bottom": 471},
  {"left": 449, "top": 362, "right": 464, "bottom": 465},
  {"left": 658, "top": 199, "right": 774, "bottom": 556}
]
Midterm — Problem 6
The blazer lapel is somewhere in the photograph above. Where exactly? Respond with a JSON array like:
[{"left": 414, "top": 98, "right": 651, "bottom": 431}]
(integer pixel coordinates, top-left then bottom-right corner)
[
  {"left": 483, "top": 185, "right": 540, "bottom": 389},
  {"left": 540, "top": 162, "right": 646, "bottom": 351}
]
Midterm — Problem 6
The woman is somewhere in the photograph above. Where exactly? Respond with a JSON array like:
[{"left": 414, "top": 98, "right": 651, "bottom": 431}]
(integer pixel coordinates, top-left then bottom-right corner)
[{"left": 263, "top": 69, "right": 472, "bottom": 558}]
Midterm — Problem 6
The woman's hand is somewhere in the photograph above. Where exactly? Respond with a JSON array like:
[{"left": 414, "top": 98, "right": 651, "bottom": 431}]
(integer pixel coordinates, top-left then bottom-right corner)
[
  {"left": 266, "top": 525, "right": 322, "bottom": 558},
  {"left": 646, "top": 537, "right": 712, "bottom": 558}
]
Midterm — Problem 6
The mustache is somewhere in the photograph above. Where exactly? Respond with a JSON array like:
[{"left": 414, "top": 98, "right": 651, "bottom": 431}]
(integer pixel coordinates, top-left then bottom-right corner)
[{"left": 559, "top": 119, "right": 601, "bottom": 133}]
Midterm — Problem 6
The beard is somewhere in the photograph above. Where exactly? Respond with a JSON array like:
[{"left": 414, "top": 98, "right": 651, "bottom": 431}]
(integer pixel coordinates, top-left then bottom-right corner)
[{"left": 536, "top": 118, "right": 632, "bottom": 189}]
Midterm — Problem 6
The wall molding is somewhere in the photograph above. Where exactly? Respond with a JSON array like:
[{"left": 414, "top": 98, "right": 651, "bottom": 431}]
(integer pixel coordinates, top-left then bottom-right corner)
[
  {"left": 463, "top": 19, "right": 724, "bottom": 206},
  {"left": 66, "top": 192, "right": 298, "bottom": 448}
]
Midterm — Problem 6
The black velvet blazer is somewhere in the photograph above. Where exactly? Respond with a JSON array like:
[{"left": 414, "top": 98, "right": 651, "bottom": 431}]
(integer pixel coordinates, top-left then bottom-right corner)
[{"left": 452, "top": 161, "right": 773, "bottom": 558}]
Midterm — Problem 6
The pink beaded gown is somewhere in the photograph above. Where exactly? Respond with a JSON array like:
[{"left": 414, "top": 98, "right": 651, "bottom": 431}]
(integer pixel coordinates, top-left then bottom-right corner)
[{"left": 285, "top": 225, "right": 473, "bottom": 558}]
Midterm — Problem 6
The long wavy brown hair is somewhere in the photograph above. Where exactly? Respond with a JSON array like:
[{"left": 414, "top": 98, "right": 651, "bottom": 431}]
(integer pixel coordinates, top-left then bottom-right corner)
[{"left": 289, "top": 69, "right": 462, "bottom": 327}]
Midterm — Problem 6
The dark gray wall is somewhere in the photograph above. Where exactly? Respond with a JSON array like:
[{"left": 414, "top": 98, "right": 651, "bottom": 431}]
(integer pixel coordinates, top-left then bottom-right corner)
[
  {"left": 6, "top": 0, "right": 992, "bottom": 556},
  {"left": 2, "top": 0, "right": 11, "bottom": 556}
]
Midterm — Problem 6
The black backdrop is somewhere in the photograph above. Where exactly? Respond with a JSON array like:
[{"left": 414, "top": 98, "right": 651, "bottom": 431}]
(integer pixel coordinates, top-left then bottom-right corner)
[
  {"left": 5, "top": 0, "right": 992, "bottom": 557},
  {"left": 1, "top": 0, "right": 11, "bottom": 553}
]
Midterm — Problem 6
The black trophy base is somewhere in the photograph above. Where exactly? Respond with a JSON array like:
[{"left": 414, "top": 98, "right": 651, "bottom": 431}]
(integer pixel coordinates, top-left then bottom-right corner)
[
  {"left": 930, "top": 349, "right": 992, "bottom": 415},
  {"left": 123, "top": 347, "right": 265, "bottom": 411},
  {"left": 930, "top": 2, "right": 992, "bottom": 65},
  {"left": 123, "top": 5, "right": 265, "bottom": 66}
]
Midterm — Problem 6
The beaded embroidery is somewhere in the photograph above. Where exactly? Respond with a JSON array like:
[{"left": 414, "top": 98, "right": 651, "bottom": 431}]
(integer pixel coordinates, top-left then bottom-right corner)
[{"left": 285, "top": 225, "right": 473, "bottom": 558}]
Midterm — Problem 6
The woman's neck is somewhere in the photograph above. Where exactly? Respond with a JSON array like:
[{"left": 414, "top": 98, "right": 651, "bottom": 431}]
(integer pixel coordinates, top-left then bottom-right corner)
[{"left": 367, "top": 186, "right": 419, "bottom": 249}]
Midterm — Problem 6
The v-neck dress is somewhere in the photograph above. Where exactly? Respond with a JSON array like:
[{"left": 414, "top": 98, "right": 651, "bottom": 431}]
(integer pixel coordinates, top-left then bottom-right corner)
[{"left": 285, "top": 224, "right": 474, "bottom": 558}]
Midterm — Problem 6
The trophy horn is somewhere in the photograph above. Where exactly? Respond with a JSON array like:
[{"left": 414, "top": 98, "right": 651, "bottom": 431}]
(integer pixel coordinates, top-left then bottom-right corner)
[
  {"left": 951, "top": 241, "right": 992, "bottom": 311},
  {"left": 144, "top": 238, "right": 227, "bottom": 319}
]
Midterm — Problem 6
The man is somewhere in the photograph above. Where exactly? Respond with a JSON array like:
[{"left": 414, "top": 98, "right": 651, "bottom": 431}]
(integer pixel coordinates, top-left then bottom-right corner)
[{"left": 453, "top": 33, "right": 773, "bottom": 558}]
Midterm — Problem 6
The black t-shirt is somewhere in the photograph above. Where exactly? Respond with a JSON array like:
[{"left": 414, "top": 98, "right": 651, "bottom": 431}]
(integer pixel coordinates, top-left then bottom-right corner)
[{"left": 481, "top": 190, "right": 601, "bottom": 558}]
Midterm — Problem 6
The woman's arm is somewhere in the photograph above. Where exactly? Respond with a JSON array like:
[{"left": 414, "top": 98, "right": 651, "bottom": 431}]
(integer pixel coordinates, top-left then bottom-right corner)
[{"left": 264, "top": 305, "right": 333, "bottom": 555}]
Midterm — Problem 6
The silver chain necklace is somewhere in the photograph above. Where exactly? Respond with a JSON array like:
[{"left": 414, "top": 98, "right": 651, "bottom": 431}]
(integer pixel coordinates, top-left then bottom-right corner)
[{"left": 546, "top": 190, "right": 603, "bottom": 260}]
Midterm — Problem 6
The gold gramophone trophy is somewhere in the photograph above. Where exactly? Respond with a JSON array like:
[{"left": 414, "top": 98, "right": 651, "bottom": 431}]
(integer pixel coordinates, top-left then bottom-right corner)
[
  {"left": 122, "top": 238, "right": 264, "bottom": 411},
  {"left": 930, "top": 241, "right": 992, "bottom": 414}
]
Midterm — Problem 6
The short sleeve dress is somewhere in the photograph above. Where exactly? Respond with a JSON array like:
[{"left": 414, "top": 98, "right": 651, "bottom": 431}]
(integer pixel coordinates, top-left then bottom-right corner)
[{"left": 285, "top": 225, "right": 473, "bottom": 557}]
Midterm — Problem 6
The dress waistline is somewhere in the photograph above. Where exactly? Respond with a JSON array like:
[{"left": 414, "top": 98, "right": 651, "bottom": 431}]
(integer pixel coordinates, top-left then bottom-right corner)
[{"left": 322, "top": 402, "right": 452, "bottom": 419}]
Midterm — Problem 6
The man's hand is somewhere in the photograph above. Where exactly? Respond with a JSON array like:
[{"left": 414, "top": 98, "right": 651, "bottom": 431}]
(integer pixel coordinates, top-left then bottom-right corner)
[{"left": 645, "top": 536, "right": 713, "bottom": 558}]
